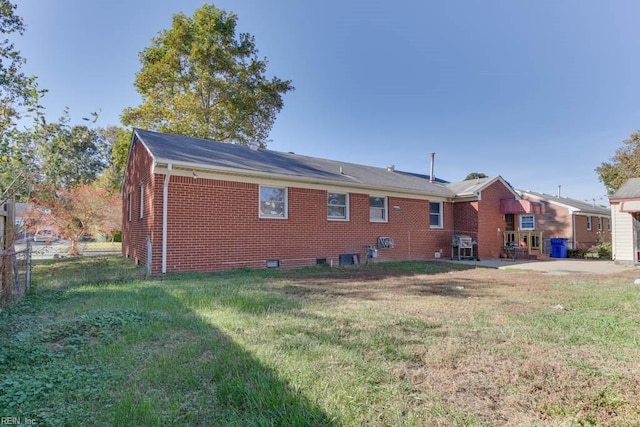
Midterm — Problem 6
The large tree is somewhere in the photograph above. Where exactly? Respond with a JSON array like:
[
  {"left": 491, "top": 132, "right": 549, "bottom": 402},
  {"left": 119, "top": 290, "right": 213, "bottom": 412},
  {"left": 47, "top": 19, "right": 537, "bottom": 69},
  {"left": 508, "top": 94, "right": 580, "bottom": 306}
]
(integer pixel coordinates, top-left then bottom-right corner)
[
  {"left": 93, "top": 125, "right": 130, "bottom": 191},
  {"left": 29, "top": 184, "right": 121, "bottom": 255},
  {"left": 464, "top": 172, "right": 488, "bottom": 181},
  {"left": 0, "top": 0, "right": 44, "bottom": 204},
  {"left": 595, "top": 130, "right": 640, "bottom": 194},
  {"left": 121, "top": 4, "right": 293, "bottom": 147},
  {"left": 0, "top": 0, "right": 43, "bottom": 130},
  {"left": 33, "top": 110, "right": 110, "bottom": 188}
]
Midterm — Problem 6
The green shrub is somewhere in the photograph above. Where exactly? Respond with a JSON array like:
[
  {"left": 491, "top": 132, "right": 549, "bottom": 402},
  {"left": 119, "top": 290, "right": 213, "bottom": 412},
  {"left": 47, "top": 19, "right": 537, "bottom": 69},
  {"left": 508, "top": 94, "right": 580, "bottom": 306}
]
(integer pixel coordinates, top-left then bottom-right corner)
[{"left": 585, "top": 242, "right": 612, "bottom": 260}]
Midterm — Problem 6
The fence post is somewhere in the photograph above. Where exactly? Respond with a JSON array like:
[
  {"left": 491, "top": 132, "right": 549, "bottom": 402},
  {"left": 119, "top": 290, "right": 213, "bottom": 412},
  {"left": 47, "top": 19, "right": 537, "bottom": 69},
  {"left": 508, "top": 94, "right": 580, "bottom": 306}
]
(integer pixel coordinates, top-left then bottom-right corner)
[
  {"left": 12, "top": 251, "right": 20, "bottom": 299},
  {"left": 25, "top": 241, "right": 31, "bottom": 294}
]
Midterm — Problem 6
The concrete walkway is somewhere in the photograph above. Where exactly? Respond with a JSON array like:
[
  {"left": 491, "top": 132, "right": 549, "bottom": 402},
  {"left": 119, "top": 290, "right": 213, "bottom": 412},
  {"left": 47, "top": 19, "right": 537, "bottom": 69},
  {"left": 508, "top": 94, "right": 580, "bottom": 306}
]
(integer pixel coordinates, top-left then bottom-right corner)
[{"left": 440, "top": 257, "right": 639, "bottom": 275}]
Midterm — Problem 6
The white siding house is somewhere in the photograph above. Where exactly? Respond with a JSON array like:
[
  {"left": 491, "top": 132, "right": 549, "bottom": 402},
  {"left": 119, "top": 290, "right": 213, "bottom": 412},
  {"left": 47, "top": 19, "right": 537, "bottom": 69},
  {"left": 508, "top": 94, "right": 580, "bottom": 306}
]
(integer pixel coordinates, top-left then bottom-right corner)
[
  {"left": 611, "top": 203, "right": 636, "bottom": 264},
  {"left": 609, "top": 178, "right": 640, "bottom": 265}
]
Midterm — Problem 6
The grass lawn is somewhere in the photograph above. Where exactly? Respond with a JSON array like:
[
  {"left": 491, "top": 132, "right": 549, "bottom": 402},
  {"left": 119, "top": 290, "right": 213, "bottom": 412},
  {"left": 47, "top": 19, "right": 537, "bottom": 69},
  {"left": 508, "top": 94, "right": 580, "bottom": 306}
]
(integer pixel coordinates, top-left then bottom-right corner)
[
  {"left": 1, "top": 257, "right": 639, "bottom": 426},
  {"left": 80, "top": 241, "right": 122, "bottom": 252}
]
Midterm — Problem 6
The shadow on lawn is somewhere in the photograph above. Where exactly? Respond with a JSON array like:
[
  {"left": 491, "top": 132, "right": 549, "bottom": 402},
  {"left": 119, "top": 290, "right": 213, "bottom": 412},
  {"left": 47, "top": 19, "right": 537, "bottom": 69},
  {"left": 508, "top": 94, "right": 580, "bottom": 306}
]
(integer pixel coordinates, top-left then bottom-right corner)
[
  {"left": 3, "top": 276, "right": 335, "bottom": 426},
  {"left": 106, "top": 285, "right": 335, "bottom": 426}
]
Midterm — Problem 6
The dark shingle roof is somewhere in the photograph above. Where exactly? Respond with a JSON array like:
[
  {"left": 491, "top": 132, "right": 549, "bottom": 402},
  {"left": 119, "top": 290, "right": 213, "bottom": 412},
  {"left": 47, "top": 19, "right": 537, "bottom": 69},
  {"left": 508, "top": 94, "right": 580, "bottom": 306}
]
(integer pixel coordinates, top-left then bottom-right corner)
[
  {"left": 610, "top": 178, "right": 640, "bottom": 200},
  {"left": 519, "top": 190, "right": 610, "bottom": 215},
  {"left": 394, "top": 170, "right": 449, "bottom": 184},
  {"left": 134, "top": 129, "right": 454, "bottom": 198}
]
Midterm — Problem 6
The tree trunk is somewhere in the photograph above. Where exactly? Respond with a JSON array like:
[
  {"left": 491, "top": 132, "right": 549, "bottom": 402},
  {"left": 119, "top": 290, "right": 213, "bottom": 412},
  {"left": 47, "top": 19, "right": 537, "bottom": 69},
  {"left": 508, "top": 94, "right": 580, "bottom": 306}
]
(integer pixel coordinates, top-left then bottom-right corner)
[{"left": 68, "top": 239, "right": 80, "bottom": 256}]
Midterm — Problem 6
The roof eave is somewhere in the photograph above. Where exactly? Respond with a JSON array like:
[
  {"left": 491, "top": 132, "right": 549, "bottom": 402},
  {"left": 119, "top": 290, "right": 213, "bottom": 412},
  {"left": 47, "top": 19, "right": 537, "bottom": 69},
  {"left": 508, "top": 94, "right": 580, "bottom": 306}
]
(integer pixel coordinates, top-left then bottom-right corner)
[
  {"left": 521, "top": 191, "right": 610, "bottom": 215},
  {"left": 519, "top": 191, "right": 580, "bottom": 212},
  {"left": 152, "top": 158, "right": 455, "bottom": 200},
  {"left": 448, "top": 176, "right": 519, "bottom": 199},
  {"left": 120, "top": 129, "right": 157, "bottom": 196}
]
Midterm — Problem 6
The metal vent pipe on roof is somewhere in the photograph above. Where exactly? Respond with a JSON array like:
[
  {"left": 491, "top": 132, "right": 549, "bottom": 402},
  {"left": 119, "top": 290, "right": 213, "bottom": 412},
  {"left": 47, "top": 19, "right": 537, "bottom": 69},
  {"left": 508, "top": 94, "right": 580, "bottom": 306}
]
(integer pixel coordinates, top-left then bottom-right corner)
[{"left": 429, "top": 152, "right": 435, "bottom": 183}]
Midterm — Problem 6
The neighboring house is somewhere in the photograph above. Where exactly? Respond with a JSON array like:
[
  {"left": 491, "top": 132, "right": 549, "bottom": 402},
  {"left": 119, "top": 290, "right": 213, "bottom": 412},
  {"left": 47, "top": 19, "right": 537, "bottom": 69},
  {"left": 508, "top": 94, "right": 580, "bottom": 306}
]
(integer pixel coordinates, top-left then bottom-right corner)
[
  {"left": 609, "top": 178, "right": 640, "bottom": 265},
  {"left": 516, "top": 190, "right": 611, "bottom": 253},
  {"left": 0, "top": 202, "right": 29, "bottom": 249},
  {"left": 17, "top": 204, "right": 60, "bottom": 241},
  {"left": 122, "top": 129, "right": 520, "bottom": 275},
  {"left": 13, "top": 203, "right": 30, "bottom": 240}
]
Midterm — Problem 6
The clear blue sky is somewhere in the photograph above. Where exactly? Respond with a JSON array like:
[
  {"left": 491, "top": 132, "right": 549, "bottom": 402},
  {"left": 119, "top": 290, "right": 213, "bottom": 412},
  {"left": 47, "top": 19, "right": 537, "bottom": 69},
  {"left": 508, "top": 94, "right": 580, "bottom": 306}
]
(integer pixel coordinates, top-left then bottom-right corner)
[{"left": 14, "top": 0, "right": 640, "bottom": 204}]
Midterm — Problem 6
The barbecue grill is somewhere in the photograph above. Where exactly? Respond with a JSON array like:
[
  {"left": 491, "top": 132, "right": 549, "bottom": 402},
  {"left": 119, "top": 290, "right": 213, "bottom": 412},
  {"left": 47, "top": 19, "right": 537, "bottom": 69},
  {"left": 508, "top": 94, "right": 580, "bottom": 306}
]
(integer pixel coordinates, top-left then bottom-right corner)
[{"left": 450, "top": 235, "right": 478, "bottom": 260}]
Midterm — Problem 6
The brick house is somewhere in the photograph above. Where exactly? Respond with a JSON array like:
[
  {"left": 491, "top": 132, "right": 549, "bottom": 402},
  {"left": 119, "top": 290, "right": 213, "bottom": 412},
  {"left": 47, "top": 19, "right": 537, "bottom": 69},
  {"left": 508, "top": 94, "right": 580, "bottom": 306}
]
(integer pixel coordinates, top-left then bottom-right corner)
[
  {"left": 609, "top": 178, "right": 640, "bottom": 265},
  {"left": 516, "top": 190, "right": 611, "bottom": 253},
  {"left": 122, "top": 129, "right": 519, "bottom": 275},
  {"left": 446, "top": 177, "right": 520, "bottom": 258}
]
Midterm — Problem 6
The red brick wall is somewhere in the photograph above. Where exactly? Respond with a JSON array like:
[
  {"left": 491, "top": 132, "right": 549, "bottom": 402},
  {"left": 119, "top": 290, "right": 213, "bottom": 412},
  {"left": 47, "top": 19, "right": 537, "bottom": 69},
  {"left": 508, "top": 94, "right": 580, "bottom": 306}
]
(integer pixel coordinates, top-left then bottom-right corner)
[
  {"left": 452, "top": 180, "right": 516, "bottom": 259},
  {"left": 518, "top": 196, "right": 612, "bottom": 251},
  {"left": 157, "top": 176, "right": 454, "bottom": 273},
  {"left": 453, "top": 201, "right": 479, "bottom": 241},
  {"left": 528, "top": 201, "right": 573, "bottom": 240},
  {"left": 121, "top": 141, "right": 156, "bottom": 268},
  {"left": 574, "top": 215, "right": 611, "bottom": 250},
  {"left": 477, "top": 181, "right": 516, "bottom": 258}
]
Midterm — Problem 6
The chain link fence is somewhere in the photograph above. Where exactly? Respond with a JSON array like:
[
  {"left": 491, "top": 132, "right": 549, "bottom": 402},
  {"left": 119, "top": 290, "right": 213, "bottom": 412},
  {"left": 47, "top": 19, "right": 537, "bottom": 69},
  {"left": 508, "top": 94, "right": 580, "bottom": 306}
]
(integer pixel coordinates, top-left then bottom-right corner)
[
  {"left": 1, "top": 238, "right": 121, "bottom": 306},
  {"left": 17, "top": 238, "right": 122, "bottom": 259},
  {"left": 0, "top": 247, "right": 31, "bottom": 306}
]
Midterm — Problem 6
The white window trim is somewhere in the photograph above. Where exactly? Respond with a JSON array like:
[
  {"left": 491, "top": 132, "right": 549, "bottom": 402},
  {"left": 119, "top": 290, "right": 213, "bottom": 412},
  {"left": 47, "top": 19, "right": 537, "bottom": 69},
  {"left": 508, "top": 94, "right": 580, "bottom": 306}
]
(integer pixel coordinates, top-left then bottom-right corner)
[
  {"left": 139, "top": 183, "right": 144, "bottom": 219},
  {"left": 519, "top": 214, "right": 535, "bottom": 231},
  {"left": 429, "top": 201, "right": 443, "bottom": 229},
  {"left": 259, "top": 186, "right": 288, "bottom": 219},
  {"left": 597, "top": 216, "right": 602, "bottom": 231},
  {"left": 586, "top": 216, "right": 592, "bottom": 231},
  {"left": 327, "top": 191, "right": 349, "bottom": 221},
  {"left": 369, "top": 196, "right": 388, "bottom": 223}
]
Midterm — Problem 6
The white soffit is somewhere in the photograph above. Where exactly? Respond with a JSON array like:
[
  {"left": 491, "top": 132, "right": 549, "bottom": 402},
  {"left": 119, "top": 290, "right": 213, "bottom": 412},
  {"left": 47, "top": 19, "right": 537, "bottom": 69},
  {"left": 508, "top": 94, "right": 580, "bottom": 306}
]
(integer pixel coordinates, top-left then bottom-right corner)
[{"left": 620, "top": 200, "right": 640, "bottom": 212}]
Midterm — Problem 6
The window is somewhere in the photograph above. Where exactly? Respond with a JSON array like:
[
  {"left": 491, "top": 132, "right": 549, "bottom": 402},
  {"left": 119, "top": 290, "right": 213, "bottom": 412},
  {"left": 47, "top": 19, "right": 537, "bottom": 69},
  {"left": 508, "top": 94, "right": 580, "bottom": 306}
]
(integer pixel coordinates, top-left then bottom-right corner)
[
  {"left": 139, "top": 183, "right": 144, "bottom": 219},
  {"left": 597, "top": 217, "right": 602, "bottom": 232},
  {"left": 369, "top": 196, "right": 387, "bottom": 222},
  {"left": 519, "top": 215, "right": 535, "bottom": 231},
  {"left": 259, "top": 186, "right": 287, "bottom": 218},
  {"left": 607, "top": 218, "right": 611, "bottom": 231},
  {"left": 586, "top": 216, "right": 592, "bottom": 231},
  {"left": 327, "top": 192, "right": 349, "bottom": 220},
  {"left": 429, "top": 202, "right": 443, "bottom": 228},
  {"left": 128, "top": 193, "right": 132, "bottom": 222}
]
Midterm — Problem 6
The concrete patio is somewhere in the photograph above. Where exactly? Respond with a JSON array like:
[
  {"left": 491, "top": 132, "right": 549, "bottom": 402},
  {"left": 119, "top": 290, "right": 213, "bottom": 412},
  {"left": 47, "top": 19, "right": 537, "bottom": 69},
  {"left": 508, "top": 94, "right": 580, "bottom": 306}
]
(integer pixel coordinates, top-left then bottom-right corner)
[{"left": 439, "top": 257, "right": 639, "bottom": 275}]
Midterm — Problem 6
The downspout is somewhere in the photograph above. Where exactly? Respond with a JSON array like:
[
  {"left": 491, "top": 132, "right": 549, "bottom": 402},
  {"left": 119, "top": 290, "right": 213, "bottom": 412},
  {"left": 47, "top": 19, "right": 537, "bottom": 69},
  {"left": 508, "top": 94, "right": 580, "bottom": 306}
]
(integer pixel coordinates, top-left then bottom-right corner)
[
  {"left": 429, "top": 152, "right": 435, "bottom": 183},
  {"left": 162, "top": 163, "right": 172, "bottom": 275},
  {"left": 572, "top": 213, "right": 576, "bottom": 251}
]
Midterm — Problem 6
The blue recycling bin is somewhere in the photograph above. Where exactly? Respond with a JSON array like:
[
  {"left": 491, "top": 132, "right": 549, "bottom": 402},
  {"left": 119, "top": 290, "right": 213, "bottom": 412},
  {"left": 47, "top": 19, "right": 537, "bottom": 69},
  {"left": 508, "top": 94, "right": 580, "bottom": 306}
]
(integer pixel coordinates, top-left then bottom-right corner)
[{"left": 550, "top": 238, "right": 568, "bottom": 258}]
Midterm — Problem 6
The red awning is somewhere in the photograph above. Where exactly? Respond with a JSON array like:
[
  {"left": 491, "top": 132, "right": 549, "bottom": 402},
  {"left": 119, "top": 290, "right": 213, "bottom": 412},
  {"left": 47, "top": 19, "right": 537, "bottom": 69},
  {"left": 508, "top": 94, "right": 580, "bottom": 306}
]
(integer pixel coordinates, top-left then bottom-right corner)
[{"left": 500, "top": 199, "right": 543, "bottom": 214}]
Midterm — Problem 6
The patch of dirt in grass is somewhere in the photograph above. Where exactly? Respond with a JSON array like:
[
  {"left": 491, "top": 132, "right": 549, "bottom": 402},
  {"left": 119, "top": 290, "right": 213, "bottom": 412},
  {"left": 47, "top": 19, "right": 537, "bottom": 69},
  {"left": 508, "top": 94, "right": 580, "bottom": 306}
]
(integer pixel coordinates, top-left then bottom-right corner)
[
  {"left": 280, "top": 269, "right": 499, "bottom": 303},
  {"left": 272, "top": 265, "right": 640, "bottom": 425},
  {"left": 394, "top": 340, "right": 640, "bottom": 426}
]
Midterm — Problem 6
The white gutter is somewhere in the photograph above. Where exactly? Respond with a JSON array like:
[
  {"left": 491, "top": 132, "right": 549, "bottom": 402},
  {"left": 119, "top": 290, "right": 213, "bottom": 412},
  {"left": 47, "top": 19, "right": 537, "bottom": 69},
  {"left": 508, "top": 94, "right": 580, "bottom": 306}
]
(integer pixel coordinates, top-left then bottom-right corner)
[
  {"left": 162, "top": 163, "right": 172, "bottom": 275},
  {"left": 572, "top": 213, "right": 576, "bottom": 250}
]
